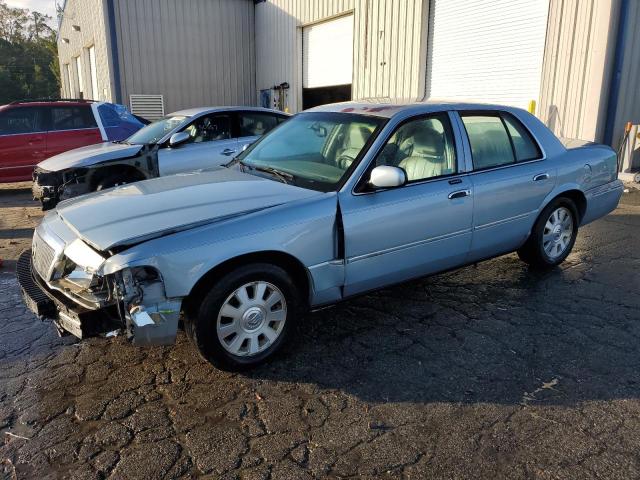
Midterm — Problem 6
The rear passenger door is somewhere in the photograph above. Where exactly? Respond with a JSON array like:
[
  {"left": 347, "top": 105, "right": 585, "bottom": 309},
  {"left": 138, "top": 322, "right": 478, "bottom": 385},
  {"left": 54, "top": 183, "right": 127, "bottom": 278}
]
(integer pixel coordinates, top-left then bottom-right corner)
[
  {"left": 457, "top": 111, "right": 555, "bottom": 261},
  {"left": 158, "top": 113, "right": 238, "bottom": 176},
  {"left": 0, "top": 106, "right": 47, "bottom": 181},
  {"left": 237, "top": 111, "right": 286, "bottom": 151},
  {"left": 45, "top": 105, "right": 103, "bottom": 157}
]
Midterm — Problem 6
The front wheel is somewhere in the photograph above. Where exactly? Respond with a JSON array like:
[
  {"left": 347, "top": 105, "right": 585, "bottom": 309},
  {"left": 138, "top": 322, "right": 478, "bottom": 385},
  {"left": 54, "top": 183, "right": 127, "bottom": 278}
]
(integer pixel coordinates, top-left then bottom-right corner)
[
  {"left": 184, "top": 263, "right": 302, "bottom": 370},
  {"left": 518, "top": 197, "right": 579, "bottom": 268}
]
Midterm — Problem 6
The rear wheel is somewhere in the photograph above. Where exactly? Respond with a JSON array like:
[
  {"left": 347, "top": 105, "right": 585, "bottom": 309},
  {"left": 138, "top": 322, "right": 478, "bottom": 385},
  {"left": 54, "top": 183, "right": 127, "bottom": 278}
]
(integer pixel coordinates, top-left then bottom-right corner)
[
  {"left": 184, "top": 263, "right": 302, "bottom": 370},
  {"left": 518, "top": 197, "right": 579, "bottom": 268}
]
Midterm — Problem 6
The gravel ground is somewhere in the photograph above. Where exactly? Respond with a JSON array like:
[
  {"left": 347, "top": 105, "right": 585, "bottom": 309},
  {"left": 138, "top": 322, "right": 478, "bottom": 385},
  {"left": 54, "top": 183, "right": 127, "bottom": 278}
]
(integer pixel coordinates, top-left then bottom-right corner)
[{"left": 0, "top": 183, "right": 639, "bottom": 479}]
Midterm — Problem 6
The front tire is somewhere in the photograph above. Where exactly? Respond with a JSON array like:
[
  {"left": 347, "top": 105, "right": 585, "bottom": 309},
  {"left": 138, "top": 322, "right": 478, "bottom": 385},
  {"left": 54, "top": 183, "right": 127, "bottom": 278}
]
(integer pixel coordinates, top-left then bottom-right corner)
[
  {"left": 184, "top": 263, "right": 302, "bottom": 370},
  {"left": 518, "top": 197, "right": 579, "bottom": 268}
]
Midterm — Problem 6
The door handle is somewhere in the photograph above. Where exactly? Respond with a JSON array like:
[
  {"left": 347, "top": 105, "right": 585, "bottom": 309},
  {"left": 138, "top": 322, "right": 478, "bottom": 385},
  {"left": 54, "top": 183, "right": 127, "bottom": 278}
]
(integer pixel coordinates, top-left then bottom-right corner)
[
  {"left": 221, "top": 148, "right": 236, "bottom": 156},
  {"left": 533, "top": 173, "right": 550, "bottom": 181},
  {"left": 448, "top": 189, "right": 471, "bottom": 200}
]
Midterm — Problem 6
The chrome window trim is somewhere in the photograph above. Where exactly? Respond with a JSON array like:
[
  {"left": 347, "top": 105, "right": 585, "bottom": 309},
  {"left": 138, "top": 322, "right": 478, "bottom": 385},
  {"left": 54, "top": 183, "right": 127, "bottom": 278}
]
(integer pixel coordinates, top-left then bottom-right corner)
[
  {"left": 0, "top": 131, "right": 48, "bottom": 137},
  {"left": 454, "top": 110, "right": 548, "bottom": 170},
  {"left": 0, "top": 164, "right": 37, "bottom": 170}
]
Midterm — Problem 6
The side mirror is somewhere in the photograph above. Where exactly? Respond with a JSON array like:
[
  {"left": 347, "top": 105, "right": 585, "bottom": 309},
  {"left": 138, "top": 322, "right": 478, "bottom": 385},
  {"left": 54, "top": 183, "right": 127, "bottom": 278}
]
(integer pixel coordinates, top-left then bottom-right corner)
[
  {"left": 369, "top": 165, "right": 406, "bottom": 189},
  {"left": 241, "top": 143, "right": 250, "bottom": 152},
  {"left": 169, "top": 131, "right": 190, "bottom": 147}
]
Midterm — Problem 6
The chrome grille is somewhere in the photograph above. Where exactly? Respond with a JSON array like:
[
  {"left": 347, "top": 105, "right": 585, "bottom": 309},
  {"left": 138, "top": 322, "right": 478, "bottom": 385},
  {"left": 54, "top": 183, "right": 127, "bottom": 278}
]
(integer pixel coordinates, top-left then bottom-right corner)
[{"left": 32, "top": 230, "right": 56, "bottom": 280}]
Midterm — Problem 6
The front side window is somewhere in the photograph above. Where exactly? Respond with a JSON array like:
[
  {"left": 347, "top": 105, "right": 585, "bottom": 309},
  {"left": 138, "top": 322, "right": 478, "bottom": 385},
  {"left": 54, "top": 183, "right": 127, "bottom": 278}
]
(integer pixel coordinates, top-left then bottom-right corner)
[
  {"left": 50, "top": 106, "right": 98, "bottom": 131},
  {"left": 238, "top": 112, "right": 385, "bottom": 192},
  {"left": 239, "top": 112, "right": 280, "bottom": 137},
  {"left": 183, "top": 115, "right": 231, "bottom": 143},
  {"left": 0, "top": 107, "right": 43, "bottom": 135},
  {"left": 126, "top": 115, "right": 188, "bottom": 145},
  {"left": 374, "top": 114, "right": 457, "bottom": 182}
]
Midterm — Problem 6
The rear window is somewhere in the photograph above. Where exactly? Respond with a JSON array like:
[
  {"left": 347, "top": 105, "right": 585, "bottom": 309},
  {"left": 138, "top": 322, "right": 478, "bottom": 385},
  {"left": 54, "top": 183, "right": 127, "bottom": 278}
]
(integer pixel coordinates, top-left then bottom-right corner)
[
  {"left": 239, "top": 112, "right": 281, "bottom": 137},
  {"left": 461, "top": 112, "right": 541, "bottom": 170},
  {"left": 50, "top": 106, "right": 97, "bottom": 131},
  {"left": 461, "top": 115, "right": 515, "bottom": 169},
  {"left": 0, "top": 107, "right": 44, "bottom": 135}
]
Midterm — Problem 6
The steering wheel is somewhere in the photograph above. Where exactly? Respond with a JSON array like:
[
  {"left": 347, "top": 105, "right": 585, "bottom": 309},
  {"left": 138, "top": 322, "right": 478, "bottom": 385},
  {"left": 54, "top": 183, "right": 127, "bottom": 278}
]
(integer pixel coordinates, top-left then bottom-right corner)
[{"left": 336, "top": 154, "right": 356, "bottom": 170}]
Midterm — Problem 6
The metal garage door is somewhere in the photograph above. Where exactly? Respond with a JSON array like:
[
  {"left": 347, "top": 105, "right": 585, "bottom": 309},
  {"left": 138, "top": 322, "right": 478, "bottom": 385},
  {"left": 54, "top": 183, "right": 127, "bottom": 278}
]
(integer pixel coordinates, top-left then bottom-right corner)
[
  {"left": 302, "top": 14, "right": 354, "bottom": 109},
  {"left": 426, "top": 0, "right": 550, "bottom": 109}
]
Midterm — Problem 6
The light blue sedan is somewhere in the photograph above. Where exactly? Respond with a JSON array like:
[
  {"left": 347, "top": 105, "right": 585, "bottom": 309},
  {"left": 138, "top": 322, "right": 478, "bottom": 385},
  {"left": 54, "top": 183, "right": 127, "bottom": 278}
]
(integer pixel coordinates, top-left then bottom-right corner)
[{"left": 18, "top": 101, "right": 623, "bottom": 370}]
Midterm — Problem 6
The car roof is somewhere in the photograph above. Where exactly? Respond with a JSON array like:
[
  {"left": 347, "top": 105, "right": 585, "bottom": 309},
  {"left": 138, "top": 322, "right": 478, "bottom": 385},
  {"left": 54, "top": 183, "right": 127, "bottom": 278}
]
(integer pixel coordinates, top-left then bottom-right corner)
[
  {"left": 5, "top": 99, "right": 97, "bottom": 108},
  {"left": 305, "top": 98, "right": 527, "bottom": 118},
  {"left": 169, "top": 106, "right": 290, "bottom": 117}
]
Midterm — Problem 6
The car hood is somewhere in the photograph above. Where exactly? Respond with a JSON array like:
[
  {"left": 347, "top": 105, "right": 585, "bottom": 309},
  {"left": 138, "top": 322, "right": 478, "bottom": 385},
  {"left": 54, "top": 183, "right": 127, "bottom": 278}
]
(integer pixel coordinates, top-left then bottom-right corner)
[
  {"left": 38, "top": 142, "right": 144, "bottom": 171},
  {"left": 56, "top": 168, "right": 321, "bottom": 251}
]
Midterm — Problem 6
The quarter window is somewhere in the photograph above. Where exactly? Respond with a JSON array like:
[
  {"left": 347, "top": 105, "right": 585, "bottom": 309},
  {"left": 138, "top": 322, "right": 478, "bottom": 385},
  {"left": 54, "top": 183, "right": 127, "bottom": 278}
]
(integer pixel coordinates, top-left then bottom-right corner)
[
  {"left": 503, "top": 114, "right": 541, "bottom": 161},
  {"left": 375, "top": 114, "right": 457, "bottom": 182},
  {"left": 0, "top": 107, "right": 43, "bottom": 134},
  {"left": 50, "top": 106, "right": 98, "bottom": 131},
  {"left": 239, "top": 112, "right": 280, "bottom": 137}
]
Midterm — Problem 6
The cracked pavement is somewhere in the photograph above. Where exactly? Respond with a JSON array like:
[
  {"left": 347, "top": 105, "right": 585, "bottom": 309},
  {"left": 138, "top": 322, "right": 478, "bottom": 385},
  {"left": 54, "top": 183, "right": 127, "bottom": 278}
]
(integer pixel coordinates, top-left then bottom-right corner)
[{"left": 0, "top": 182, "right": 639, "bottom": 479}]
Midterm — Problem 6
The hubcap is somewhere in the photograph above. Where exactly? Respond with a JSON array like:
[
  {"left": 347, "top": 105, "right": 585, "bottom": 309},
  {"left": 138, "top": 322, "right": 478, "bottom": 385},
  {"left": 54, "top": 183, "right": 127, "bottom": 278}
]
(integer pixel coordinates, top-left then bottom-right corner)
[
  {"left": 542, "top": 207, "right": 574, "bottom": 260},
  {"left": 216, "top": 281, "right": 287, "bottom": 357}
]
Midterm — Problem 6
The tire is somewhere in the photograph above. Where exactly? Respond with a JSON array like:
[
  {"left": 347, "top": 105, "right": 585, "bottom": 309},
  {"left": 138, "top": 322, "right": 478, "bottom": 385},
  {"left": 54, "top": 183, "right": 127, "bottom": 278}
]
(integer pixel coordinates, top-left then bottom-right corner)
[
  {"left": 184, "top": 263, "right": 302, "bottom": 371},
  {"left": 518, "top": 197, "right": 579, "bottom": 269}
]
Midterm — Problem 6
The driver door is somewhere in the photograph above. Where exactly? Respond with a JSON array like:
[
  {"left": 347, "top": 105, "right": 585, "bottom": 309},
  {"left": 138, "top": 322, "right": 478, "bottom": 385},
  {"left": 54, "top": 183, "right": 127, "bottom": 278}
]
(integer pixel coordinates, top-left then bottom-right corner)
[
  {"left": 339, "top": 112, "right": 474, "bottom": 296},
  {"left": 158, "top": 114, "right": 238, "bottom": 176}
]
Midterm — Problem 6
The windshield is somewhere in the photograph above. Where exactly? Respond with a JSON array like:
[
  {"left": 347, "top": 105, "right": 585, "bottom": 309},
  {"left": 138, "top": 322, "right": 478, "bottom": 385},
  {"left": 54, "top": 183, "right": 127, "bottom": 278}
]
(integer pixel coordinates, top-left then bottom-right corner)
[
  {"left": 126, "top": 115, "right": 189, "bottom": 145},
  {"left": 237, "top": 112, "right": 385, "bottom": 191}
]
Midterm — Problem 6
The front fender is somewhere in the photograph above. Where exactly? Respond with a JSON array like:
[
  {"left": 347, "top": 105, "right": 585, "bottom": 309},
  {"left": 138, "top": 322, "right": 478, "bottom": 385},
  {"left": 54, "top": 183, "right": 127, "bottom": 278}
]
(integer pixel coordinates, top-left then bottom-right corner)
[{"left": 102, "top": 194, "right": 339, "bottom": 299}]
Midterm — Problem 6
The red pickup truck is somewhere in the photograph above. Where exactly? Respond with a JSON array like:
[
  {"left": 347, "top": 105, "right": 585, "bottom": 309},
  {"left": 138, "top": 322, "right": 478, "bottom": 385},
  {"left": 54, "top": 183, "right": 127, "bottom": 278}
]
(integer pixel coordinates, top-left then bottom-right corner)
[{"left": 0, "top": 99, "right": 144, "bottom": 183}]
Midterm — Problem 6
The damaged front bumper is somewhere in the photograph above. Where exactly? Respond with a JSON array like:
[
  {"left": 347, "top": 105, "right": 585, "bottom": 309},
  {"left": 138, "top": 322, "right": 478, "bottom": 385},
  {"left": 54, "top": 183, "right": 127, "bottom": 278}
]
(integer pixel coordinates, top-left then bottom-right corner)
[{"left": 17, "top": 250, "right": 181, "bottom": 345}]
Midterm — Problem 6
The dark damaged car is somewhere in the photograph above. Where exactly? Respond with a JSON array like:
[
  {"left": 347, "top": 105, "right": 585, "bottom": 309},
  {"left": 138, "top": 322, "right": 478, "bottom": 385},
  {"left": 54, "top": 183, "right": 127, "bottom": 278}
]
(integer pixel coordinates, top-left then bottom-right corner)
[{"left": 32, "top": 106, "right": 289, "bottom": 209}]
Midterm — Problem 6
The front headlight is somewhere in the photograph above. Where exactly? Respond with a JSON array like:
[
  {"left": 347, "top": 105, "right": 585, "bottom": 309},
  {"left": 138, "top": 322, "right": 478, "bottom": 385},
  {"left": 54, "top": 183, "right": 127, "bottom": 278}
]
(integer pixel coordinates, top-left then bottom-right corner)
[{"left": 63, "top": 239, "right": 106, "bottom": 274}]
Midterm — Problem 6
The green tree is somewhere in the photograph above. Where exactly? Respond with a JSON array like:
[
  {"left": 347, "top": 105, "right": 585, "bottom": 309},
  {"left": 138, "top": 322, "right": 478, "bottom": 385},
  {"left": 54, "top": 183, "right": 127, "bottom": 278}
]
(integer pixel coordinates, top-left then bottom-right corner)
[{"left": 0, "top": 0, "right": 60, "bottom": 104}]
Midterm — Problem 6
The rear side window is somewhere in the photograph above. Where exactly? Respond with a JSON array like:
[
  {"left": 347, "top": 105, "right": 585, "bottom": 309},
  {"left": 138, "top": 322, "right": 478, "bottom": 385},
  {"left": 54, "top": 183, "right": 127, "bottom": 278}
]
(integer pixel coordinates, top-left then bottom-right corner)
[
  {"left": 239, "top": 112, "right": 279, "bottom": 137},
  {"left": 50, "top": 106, "right": 97, "bottom": 131},
  {"left": 461, "top": 115, "right": 514, "bottom": 169},
  {"left": 0, "top": 107, "right": 44, "bottom": 134},
  {"left": 503, "top": 114, "right": 541, "bottom": 161}
]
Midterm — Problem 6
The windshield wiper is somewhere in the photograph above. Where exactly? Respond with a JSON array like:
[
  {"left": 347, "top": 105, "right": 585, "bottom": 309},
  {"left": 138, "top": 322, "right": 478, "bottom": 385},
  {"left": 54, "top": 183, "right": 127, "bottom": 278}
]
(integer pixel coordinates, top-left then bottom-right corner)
[{"left": 252, "top": 165, "right": 294, "bottom": 184}]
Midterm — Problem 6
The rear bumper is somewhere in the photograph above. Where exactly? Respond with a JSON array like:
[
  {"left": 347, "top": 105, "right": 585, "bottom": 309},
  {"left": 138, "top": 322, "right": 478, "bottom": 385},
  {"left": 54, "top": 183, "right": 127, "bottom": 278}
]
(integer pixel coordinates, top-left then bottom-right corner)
[
  {"left": 16, "top": 250, "right": 121, "bottom": 338},
  {"left": 582, "top": 179, "right": 624, "bottom": 225}
]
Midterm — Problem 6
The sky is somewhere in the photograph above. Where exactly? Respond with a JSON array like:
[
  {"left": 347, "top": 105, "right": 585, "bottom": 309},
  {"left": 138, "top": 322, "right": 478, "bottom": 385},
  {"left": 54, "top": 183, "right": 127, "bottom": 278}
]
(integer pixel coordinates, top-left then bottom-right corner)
[{"left": 6, "top": 0, "right": 58, "bottom": 25}]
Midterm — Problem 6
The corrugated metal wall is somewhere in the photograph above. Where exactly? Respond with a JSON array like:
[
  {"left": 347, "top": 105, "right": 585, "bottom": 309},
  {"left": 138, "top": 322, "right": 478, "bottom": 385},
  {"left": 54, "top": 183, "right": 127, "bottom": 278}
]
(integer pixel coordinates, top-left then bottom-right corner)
[
  {"left": 538, "top": 0, "right": 620, "bottom": 142},
  {"left": 611, "top": 0, "right": 640, "bottom": 148},
  {"left": 112, "top": 0, "right": 256, "bottom": 114},
  {"left": 255, "top": 0, "right": 428, "bottom": 113},
  {"left": 57, "top": 0, "right": 114, "bottom": 101}
]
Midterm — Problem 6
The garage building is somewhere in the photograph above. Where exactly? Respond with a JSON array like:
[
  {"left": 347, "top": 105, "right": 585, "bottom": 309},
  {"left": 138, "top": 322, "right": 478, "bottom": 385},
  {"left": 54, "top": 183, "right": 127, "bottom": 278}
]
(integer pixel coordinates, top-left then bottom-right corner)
[{"left": 58, "top": 0, "right": 639, "bottom": 147}]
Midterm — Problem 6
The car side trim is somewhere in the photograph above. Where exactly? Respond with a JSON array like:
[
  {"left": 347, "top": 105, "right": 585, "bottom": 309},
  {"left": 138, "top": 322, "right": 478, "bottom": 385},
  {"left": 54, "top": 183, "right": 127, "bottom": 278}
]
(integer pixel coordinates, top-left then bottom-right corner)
[
  {"left": 346, "top": 227, "right": 471, "bottom": 264},
  {"left": 473, "top": 210, "right": 537, "bottom": 231}
]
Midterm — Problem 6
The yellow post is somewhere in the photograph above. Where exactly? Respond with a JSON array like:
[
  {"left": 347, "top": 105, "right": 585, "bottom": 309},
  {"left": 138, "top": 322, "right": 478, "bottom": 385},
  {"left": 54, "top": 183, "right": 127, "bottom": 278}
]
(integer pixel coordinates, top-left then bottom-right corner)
[{"left": 528, "top": 100, "right": 536, "bottom": 115}]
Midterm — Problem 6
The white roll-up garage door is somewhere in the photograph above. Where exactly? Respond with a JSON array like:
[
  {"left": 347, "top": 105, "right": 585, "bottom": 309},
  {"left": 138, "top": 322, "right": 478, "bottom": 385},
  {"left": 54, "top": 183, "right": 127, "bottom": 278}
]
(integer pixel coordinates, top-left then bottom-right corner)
[
  {"left": 303, "top": 14, "right": 354, "bottom": 89},
  {"left": 426, "top": 0, "right": 549, "bottom": 109}
]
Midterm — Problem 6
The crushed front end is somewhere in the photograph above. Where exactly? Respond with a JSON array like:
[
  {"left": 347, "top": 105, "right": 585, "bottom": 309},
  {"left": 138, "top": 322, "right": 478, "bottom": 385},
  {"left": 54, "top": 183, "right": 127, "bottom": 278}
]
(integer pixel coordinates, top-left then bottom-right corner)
[{"left": 17, "top": 214, "right": 182, "bottom": 345}]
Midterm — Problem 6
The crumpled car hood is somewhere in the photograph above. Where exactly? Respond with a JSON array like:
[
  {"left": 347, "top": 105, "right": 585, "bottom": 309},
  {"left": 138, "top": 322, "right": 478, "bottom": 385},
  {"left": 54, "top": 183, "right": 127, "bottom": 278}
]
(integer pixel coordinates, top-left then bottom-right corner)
[
  {"left": 38, "top": 142, "right": 144, "bottom": 171},
  {"left": 56, "top": 168, "right": 321, "bottom": 251}
]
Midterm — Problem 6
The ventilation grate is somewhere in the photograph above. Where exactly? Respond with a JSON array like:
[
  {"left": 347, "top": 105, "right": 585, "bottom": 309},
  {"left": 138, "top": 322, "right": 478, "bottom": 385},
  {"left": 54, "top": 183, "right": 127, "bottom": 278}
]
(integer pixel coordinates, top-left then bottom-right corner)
[{"left": 129, "top": 94, "right": 165, "bottom": 121}]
